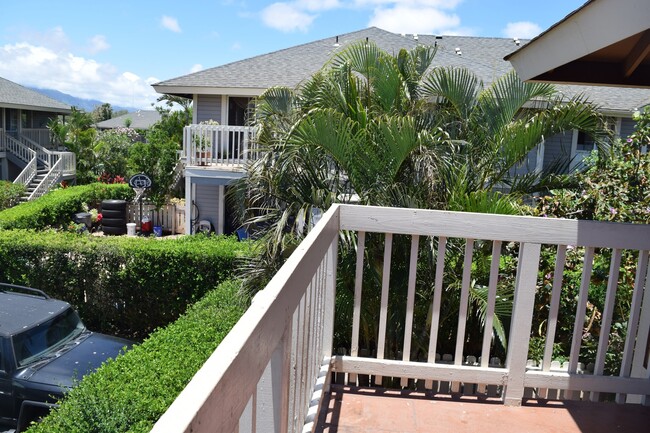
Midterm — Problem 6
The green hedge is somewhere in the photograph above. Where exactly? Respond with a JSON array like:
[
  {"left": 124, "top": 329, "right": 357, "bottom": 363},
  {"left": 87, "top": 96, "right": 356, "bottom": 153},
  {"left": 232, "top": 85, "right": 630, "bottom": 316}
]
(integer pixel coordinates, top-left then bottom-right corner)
[
  {"left": 0, "top": 180, "right": 25, "bottom": 211},
  {"left": 26, "top": 280, "right": 246, "bottom": 433},
  {"left": 0, "top": 183, "right": 132, "bottom": 229},
  {"left": 0, "top": 230, "right": 250, "bottom": 339}
]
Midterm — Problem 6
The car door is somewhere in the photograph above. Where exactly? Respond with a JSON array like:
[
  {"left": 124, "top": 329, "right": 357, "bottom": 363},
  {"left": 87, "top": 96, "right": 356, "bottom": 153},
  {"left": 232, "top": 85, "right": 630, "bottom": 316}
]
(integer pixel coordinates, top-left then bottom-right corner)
[{"left": 0, "top": 338, "right": 16, "bottom": 421}]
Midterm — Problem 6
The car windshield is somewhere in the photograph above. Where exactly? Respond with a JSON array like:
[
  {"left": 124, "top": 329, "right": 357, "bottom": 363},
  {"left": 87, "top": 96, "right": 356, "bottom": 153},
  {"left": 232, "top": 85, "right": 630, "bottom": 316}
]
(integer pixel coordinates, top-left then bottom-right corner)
[{"left": 12, "top": 308, "right": 85, "bottom": 368}]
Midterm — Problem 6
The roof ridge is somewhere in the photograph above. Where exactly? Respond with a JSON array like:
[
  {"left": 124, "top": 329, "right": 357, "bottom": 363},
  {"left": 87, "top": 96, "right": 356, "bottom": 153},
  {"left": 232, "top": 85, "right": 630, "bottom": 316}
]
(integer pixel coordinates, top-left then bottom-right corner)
[{"left": 154, "top": 27, "right": 402, "bottom": 86}]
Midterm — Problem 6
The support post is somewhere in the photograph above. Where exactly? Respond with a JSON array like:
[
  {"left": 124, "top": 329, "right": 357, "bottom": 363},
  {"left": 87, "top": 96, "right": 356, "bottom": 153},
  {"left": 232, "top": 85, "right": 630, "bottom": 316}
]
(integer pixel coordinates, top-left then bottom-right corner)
[{"left": 504, "top": 242, "right": 542, "bottom": 406}]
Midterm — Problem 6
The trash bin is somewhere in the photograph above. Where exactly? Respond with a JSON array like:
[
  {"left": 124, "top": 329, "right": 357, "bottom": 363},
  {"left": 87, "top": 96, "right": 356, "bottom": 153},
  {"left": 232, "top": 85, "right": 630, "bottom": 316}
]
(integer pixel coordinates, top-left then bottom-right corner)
[
  {"left": 73, "top": 212, "right": 92, "bottom": 229},
  {"left": 126, "top": 223, "right": 136, "bottom": 236},
  {"left": 153, "top": 225, "right": 163, "bottom": 237}
]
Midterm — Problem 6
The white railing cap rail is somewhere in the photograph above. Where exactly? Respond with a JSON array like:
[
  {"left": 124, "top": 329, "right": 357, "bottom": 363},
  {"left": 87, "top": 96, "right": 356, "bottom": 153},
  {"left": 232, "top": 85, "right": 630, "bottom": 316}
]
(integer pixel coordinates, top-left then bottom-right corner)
[{"left": 339, "top": 205, "right": 650, "bottom": 250}]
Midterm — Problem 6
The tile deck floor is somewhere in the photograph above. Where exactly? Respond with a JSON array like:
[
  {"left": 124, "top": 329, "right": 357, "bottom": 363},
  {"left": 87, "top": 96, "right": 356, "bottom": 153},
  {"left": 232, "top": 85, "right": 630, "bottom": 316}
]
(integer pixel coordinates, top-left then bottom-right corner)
[{"left": 315, "top": 385, "right": 650, "bottom": 433}]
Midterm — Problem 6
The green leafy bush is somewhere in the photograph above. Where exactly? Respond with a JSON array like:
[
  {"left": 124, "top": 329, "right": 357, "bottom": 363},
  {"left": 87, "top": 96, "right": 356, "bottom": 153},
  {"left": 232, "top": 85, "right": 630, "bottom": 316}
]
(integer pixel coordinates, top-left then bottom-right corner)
[
  {"left": 535, "top": 107, "right": 650, "bottom": 224},
  {"left": 0, "top": 183, "right": 132, "bottom": 229},
  {"left": 26, "top": 280, "right": 245, "bottom": 433},
  {"left": 529, "top": 108, "right": 650, "bottom": 373},
  {"left": 0, "top": 180, "right": 25, "bottom": 210},
  {"left": 0, "top": 230, "right": 250, "bottom": 339}
]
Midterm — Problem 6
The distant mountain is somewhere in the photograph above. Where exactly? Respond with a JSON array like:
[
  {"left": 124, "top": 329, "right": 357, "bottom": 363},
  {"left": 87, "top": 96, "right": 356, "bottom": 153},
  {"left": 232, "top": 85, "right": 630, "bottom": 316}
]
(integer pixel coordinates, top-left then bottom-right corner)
[{"left": 28, "top": 87, "right": 137, "bottom": 113}]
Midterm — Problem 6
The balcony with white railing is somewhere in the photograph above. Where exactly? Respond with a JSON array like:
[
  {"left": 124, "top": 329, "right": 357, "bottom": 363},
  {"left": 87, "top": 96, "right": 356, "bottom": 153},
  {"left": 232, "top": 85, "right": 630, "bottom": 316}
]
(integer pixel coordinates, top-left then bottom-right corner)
[
  {"left": 151, "top": 204, "right": 650, "bottom": 433},
  {"left": 21, "top": 128, "right": 55, "bottom": 149},
  {"left": 182, "top": 124, "right": 257, "bottom": 170}
]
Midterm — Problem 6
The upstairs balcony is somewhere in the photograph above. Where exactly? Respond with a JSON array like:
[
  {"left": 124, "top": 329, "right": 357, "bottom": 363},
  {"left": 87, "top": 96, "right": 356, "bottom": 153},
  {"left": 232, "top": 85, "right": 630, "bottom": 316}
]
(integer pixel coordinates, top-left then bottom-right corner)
[
  {"left": 151, "top": 204, "right": 650, "bottom": 433},
  {"left": 182, "top": 124, "right": 257, "bottom": 171}
]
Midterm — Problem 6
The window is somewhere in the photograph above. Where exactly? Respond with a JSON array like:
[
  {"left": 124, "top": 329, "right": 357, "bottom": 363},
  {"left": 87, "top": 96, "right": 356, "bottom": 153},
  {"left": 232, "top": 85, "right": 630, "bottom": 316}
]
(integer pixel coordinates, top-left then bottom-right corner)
[{"left": 576, "top": 130, "right": 595, "bottom": 151}]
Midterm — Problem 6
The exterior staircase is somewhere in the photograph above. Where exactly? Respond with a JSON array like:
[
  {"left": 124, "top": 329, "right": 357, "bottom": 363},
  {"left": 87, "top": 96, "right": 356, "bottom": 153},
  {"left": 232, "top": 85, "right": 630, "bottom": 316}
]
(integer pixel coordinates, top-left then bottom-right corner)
[
  {"left": 1, "top": 130, "right": 76, "bottom": 202},
  {"left": 20, "top": 166, "right": 49, "bottom": 202}
]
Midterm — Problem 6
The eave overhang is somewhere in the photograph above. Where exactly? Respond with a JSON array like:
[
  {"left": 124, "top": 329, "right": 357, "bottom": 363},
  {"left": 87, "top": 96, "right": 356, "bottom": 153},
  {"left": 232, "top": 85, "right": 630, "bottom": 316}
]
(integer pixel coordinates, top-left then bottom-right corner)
[{"left": 505, "top": 0, "right": 650, "bottom": 88}]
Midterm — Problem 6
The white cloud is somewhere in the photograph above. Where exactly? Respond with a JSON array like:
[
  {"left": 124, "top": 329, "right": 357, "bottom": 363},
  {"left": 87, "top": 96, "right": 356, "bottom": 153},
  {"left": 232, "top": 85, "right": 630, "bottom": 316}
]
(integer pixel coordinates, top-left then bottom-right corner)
[
  {"left": 502, "top": 21, "right": 542, "bottom": 39},
  {"left": 190, "top": 64, "right": 203, "bottom": 73},
  {"left": 161, "top": 15, "right": 182, "bottom": 33},
  {"left": 231, "top": 42, "right": 242, "bottom": 50},
  {"left": 88, "top": 35, "right": 110, "bottom": 54},
  {"left": 368, "top": 5, "right": 461, "bottom": 34},
  {"left": 0, "top": 41, "right": 158, "bottom": 109},
  {"left": 261, "top": 3, "right": 316, "bottom": 32},
  {"left": 259, "top": 0, "right": 467, "bottom": 33},
  {"left": 354, "top": 0, "right": 462, "bottom": 7},
  {"left": 296, "top": 0, "right": 341, "bottom": 11}
]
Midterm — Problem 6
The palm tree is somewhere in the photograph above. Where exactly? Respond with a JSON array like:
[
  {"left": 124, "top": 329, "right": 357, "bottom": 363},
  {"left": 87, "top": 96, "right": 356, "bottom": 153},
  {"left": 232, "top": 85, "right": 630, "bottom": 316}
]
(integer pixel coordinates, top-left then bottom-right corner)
[{"left": 231, "top": 41, "right": 610, "bottom": 362}]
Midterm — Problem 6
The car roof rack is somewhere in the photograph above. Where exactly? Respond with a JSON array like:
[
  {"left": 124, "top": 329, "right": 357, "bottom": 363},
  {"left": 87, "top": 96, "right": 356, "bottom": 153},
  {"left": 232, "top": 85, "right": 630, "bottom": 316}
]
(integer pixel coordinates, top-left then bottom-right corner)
[{"left": 0, "top": 282, "right": 50, "bottom": 299}]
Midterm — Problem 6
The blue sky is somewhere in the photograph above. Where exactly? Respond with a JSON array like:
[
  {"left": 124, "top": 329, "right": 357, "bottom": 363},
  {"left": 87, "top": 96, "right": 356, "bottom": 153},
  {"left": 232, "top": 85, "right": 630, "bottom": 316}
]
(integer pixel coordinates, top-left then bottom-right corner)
[{"left": 0, "top": 0, "right": 585, "bottom": 109}]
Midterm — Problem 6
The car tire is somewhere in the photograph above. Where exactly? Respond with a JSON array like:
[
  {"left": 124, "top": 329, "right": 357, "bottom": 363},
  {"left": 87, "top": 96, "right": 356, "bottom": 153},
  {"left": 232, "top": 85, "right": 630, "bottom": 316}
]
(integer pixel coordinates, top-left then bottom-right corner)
[
  {"left": 102, "top": 225, "right": 127, "bottom": 235},
  {"left": 101, "top": 199, "right": 127, "bottom": 211},
  {"left": 101, "top": 218, "right": 126, "bottom": 227},
  {"left": 101, "top": 209, "right": 126, "bottom": 219}
]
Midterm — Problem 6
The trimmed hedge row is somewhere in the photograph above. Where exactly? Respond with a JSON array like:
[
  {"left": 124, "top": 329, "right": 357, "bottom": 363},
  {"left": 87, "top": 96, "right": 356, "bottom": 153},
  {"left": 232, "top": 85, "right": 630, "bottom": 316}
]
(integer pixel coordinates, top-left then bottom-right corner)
[
  {"left": 0, "top": 183, "right": 132, "bottom": 229},
  {"left": 0, "top": 230, "right": 250, "bottom": 339},
  {"left": 26, "top": 280, "right": 246, "bottom": 433}
]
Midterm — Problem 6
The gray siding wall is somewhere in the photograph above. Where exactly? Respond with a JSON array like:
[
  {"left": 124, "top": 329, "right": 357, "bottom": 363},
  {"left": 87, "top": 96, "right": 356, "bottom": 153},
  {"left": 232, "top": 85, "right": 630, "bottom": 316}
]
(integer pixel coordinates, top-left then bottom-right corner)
[
  {"left": 32, "top": 111, "right": 54, "bottom": 128},
  {"left": 509, "top": 146, "right": 539, "bottom": 177},
  {"left": 196, "top": 95, "right": 222, "bottom": 124},
  {"left": 543, "top": 131, "right": 573, "bottom": 174},
  {"left": 620, "top": 117, "right": 636, "bottom": 139},
  {"left": 195, "top": 183, "right": 220, "bottom": 231}
]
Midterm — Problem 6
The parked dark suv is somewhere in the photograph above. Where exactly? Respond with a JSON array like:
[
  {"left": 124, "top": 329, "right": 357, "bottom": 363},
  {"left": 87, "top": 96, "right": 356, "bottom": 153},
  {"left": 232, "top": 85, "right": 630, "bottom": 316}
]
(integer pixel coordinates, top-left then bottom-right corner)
[{"left": 0, "top": 283, "right": 131, "bottom": 432}]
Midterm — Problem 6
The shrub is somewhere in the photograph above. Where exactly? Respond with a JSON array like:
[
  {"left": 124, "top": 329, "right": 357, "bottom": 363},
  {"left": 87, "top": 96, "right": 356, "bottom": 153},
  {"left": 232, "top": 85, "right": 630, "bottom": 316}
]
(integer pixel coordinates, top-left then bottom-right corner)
[
  {"left": 0, "top": 230, "right": 251, "bottom": 339},
  {"left": 26, "top": 280, "right": 245, "bottom": 433},
  {"left": 0, "top": 183, "right": 133, "bottom": 229},
  {"left": 530, "top": 108, "right": 650, "bottom": 373},
  {"left": 0, "top": 180, "right": 25, "bottom": 210}
]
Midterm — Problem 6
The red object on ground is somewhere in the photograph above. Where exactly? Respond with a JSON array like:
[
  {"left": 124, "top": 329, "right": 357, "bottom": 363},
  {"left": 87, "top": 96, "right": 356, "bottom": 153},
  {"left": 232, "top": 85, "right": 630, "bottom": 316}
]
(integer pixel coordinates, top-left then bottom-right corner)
[{"left": 141, "top": 219, "right": 152, "bottom": 233}]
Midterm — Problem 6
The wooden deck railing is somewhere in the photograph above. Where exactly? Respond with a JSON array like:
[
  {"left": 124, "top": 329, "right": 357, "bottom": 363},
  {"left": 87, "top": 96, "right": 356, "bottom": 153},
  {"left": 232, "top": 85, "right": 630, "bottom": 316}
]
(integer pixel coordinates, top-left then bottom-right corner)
[
  {"left": 21, "top": 128, "right": 53, "bottom": 148},
  {"left": 152, "top": 204, "right": 650, "bottom": 433},
  {"left": 182, "top": 124, "right": 257, "bottom": 168}
]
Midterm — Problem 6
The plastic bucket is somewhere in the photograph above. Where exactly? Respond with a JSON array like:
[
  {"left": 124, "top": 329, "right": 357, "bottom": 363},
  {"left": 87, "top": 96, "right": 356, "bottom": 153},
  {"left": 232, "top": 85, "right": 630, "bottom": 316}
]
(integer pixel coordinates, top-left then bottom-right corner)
[
  {"left": 153, "top": 225, "right": 163, "bottom": 237},
  {"left": 126, "top": 223, "right": 136, "bottom": 236}
]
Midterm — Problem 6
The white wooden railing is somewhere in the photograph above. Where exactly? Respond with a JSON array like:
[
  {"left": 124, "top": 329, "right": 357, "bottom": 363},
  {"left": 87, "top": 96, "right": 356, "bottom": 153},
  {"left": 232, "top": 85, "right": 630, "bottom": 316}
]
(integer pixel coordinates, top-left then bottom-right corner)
[
  {"left": 183, "top": 124, "right": 257, "bottom": 168},
  {"left": 58, "top": 151, "right": 76, "bottom": 177},
  {"left": 28, "top": 157, "right": 62, "bottom": 200},
  {"left": 7, "top": 135, "right": 38, "bottom": 187},
  {"left": 21, "top": 128, "right": 53, "bottom": 148},
  {"left": 153, "top": 204, "right": 650, "bottom": 433}
]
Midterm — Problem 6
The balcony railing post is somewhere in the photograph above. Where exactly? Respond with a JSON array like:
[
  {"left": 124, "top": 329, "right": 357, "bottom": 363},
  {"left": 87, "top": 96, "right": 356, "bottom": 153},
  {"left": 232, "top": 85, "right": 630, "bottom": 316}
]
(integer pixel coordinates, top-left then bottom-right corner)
[
  {"left": 252, "top": 324, "right": 292, "bottom": 433},
  {"left": 503, "top": 242, "right": 542, "bottom": 406},
  {"left": 321, "top": 236, "right": 338, "bottom": 391}
]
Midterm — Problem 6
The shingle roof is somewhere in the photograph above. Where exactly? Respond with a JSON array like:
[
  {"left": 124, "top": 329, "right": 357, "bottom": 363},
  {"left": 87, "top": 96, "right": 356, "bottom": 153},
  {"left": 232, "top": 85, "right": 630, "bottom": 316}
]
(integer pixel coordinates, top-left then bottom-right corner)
[
  {"left": 154, "top": 27, "right": 650, "bottom": 114},
  {"left": 0, "top": 76, "right": 71, "bottom": 113},
  {"left": 96, "top": 110, "right": 161, "bottom": 130}
]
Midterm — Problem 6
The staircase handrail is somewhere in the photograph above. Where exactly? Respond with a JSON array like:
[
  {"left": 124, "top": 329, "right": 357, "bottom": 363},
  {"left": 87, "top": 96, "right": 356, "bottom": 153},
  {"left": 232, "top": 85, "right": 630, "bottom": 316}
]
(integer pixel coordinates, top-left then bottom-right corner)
[
  {"left": 53, "top": 151, "right": 76, "bottom": 177},
  {"left": 28, "top": 157, "right": 63, "bottom": 201},
  {"left": 7, "top": 135, "right": 38, "bottom": 187},
  {"left": 11, "top": 132, "right": 58, "bottom": 168}
]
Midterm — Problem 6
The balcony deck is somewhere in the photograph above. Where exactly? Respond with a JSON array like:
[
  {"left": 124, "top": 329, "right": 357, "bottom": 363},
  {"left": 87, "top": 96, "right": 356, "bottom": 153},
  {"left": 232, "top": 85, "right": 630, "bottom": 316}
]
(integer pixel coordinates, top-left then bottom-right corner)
[
  {"left": 316, "top": 385, "right": 650, "bottom": 433},
  {"left": 151, "top": 204, "right": 650, "bottom": 433}
]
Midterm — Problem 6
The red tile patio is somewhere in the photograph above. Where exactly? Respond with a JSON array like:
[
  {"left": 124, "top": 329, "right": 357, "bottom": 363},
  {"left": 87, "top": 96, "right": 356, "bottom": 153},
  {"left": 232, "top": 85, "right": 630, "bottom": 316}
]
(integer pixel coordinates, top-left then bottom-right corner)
[{"left": 315, "top": 385, "right": 650, "bottom": 433}]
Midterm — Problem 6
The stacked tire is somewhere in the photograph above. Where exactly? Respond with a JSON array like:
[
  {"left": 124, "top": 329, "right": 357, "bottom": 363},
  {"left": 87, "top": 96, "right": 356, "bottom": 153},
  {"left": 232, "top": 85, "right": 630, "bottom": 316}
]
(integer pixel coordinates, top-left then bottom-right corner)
[{"left": 101, "top": 200, "right": 127, "bottom": 235}]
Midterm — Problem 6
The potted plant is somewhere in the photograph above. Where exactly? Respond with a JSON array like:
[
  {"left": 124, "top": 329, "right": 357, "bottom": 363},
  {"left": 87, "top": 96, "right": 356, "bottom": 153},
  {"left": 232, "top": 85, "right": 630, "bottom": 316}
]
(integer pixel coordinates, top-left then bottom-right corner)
[{"left": 192, "top": 120, "right": 218, "bottom": 165}]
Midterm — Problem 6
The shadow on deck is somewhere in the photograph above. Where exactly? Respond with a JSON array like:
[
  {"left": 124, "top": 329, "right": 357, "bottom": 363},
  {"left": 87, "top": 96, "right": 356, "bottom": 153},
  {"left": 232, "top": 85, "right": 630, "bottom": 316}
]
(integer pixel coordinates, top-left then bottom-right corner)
[{"left": 315, "top": 385, "right": 650, "bottom": 433}]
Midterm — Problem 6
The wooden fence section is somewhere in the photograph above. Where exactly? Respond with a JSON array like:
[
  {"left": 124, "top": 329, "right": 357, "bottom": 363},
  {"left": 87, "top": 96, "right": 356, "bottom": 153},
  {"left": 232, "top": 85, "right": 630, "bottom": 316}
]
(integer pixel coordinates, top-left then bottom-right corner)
[
  {"left": 151, "top": 204, "right": 650, "bottom": 433},
  {"left": 125, "top": 203, "right": 186, "bottom": 234}
]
